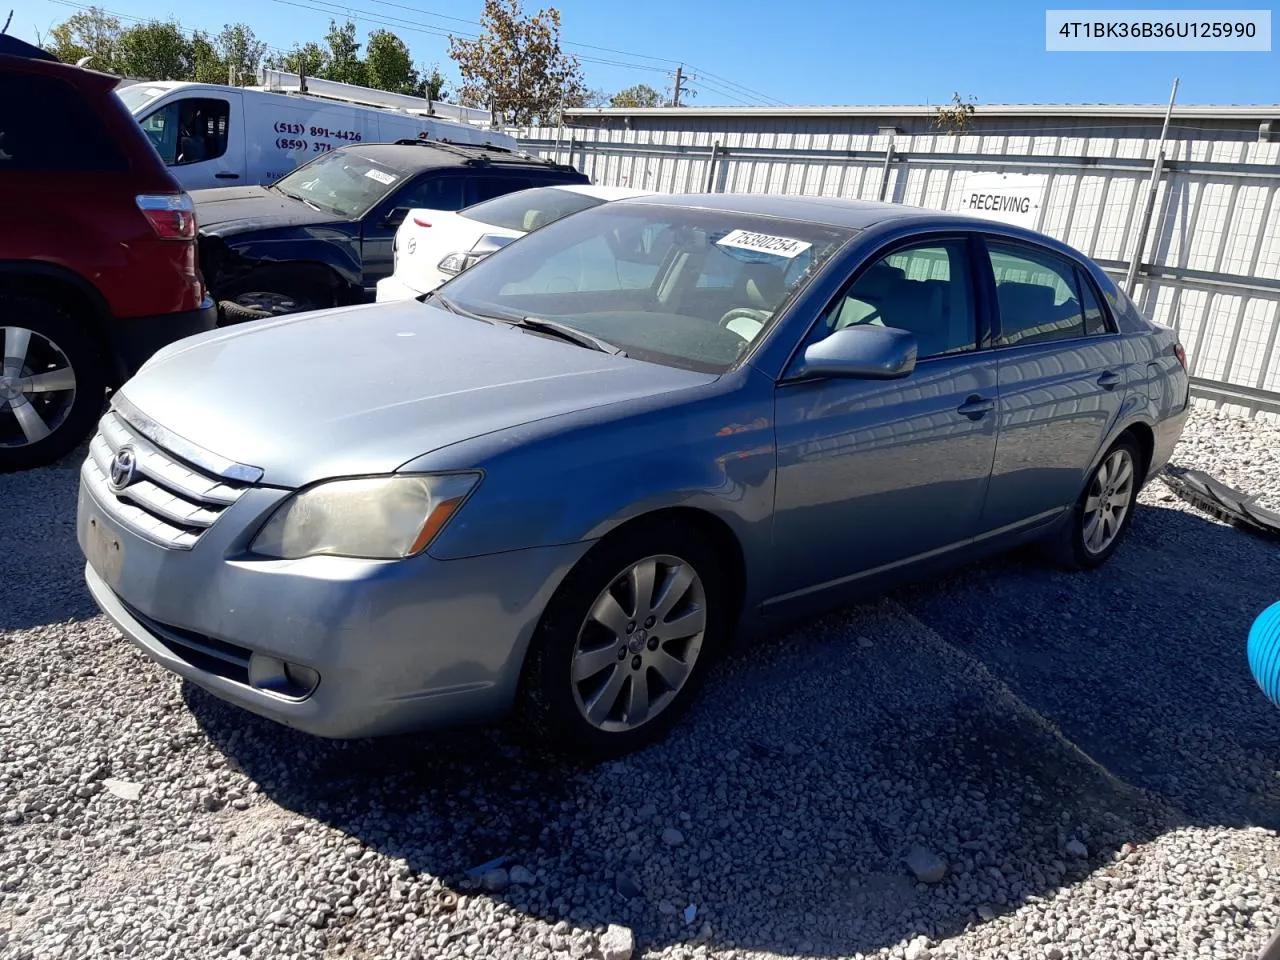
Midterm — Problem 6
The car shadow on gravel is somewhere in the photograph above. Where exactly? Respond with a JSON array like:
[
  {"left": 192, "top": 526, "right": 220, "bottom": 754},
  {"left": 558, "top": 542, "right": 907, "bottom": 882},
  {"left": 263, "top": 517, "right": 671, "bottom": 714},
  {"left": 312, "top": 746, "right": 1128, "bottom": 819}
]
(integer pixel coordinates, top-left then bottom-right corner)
[
  {"left": 185, "top": 500, "right": 1280, "bottom": 958},
  {"left": 0, "top": 442, "right": 98, "bottom": 634}
]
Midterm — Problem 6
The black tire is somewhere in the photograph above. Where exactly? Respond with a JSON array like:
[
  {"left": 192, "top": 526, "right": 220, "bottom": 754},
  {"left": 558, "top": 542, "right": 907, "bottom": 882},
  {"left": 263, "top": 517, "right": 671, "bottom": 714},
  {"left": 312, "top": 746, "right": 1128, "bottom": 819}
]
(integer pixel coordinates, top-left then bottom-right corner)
[
  {"left": 216, "top": 300, "right": 275, "bottom": 326},
  {"left": 517, "top": 520, "right": 731, "bottom": 759},
  {"left": 215, "top": 269, "right": 333, "bottom": 322},
  {"left": 1046, "top": 435, "right": 1144, "bottom": 570},
  {"left": 0, "top": 295, "right": 107, "bottom": 473}
]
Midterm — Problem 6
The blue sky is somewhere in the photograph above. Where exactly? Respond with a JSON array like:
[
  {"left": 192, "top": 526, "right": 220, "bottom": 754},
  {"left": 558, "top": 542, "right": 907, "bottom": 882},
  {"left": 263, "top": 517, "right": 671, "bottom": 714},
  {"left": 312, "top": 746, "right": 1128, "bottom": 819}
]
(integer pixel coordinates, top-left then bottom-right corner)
[{"left": 7, "top": 0, "right": 1279, "bottom": 106}]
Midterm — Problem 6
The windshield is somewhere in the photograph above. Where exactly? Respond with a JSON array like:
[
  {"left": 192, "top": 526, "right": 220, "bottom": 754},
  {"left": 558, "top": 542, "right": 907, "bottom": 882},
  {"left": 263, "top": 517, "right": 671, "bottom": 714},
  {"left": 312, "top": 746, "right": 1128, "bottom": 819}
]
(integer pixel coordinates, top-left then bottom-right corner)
[
  {"left": 460, "top": 187, "right": 605, "bottom": 233},
  {"left": 438, "top": 203, "right": 855, "bottom": 373},
  {"left": 272, "top": 149, "right": 406, "bottom": 219},
  {"left": 115, "top": 84, "right": 168, "bottom": 114}
]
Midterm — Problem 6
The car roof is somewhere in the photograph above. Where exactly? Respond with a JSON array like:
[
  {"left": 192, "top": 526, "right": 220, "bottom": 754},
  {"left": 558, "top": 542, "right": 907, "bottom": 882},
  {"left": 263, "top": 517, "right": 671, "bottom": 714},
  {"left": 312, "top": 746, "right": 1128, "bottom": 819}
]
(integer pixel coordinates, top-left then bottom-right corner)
[
  {"left": 618, "top": 191, "right": 993, "bottom": 230},
  {"left": 553, "top": 184, "right": 655, "bottom": 201},
  {"left": 336, "top": 140, "right": 577, "bottom": 176},
  {"left": 0, "top": 34, "right": 59, "bottom": 62}
]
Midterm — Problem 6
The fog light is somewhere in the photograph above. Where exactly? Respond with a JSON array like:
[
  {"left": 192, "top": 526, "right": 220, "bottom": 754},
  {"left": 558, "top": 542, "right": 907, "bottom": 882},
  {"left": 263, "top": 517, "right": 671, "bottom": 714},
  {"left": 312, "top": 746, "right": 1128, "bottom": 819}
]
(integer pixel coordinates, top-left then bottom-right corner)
[{"left": 248, "top": 653, "right": 320, "bottom": 699}]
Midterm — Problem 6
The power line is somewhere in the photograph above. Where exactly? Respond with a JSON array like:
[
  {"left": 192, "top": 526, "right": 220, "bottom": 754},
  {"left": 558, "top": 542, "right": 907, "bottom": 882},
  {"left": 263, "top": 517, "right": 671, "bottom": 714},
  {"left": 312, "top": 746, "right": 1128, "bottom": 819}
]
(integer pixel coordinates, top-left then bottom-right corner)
[{"left": 45, "top": 0, "right": 783, "bottom": 106}]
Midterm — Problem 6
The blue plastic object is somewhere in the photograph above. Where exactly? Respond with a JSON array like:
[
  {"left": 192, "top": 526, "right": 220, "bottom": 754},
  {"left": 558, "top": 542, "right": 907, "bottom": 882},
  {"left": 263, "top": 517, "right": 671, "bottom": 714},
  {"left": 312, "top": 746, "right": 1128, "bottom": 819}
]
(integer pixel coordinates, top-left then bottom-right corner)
[{"left": 1247, "top": 601, "right": 1280, "bottom": 709}]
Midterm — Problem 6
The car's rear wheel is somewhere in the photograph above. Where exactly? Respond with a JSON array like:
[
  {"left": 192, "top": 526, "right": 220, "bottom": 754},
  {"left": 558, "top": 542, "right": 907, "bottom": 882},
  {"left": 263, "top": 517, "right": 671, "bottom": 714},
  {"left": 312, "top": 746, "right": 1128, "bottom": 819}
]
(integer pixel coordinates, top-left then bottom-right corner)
[
  {"left": 518, "top": 522, "right": 729, "bottom": 758},
  {"left": 0, "top": 297, "right": 106, "bottom": 473},
  {"left": 1052, "top": 436, "right": 1142, "bottom": 570}
]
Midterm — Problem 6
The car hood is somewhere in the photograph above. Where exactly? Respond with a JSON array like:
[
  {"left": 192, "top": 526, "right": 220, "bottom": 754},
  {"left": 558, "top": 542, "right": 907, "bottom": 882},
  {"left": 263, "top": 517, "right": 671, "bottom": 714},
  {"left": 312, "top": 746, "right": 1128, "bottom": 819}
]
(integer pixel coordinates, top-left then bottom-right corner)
[
  {"left": 118, "top": 301, "right": 717, "bottom": 488},
  {"left": 192, "top": 185, "right": 343, "bottom": 237}
]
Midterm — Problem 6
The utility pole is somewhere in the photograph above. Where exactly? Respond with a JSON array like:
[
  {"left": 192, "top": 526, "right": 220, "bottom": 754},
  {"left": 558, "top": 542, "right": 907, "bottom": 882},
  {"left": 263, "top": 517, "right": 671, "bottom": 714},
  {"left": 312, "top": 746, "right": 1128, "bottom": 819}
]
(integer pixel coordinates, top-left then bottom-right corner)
[{"left": 672, "top": 65, "right": 684, "bottom": 107}]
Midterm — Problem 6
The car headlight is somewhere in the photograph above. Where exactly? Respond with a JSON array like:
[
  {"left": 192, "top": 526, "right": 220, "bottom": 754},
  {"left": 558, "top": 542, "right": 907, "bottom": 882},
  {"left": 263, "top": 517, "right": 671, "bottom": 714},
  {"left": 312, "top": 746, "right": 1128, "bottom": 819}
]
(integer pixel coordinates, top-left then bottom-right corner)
[{"left": 250, "top": 473, "right": 480, "bottom": 560}]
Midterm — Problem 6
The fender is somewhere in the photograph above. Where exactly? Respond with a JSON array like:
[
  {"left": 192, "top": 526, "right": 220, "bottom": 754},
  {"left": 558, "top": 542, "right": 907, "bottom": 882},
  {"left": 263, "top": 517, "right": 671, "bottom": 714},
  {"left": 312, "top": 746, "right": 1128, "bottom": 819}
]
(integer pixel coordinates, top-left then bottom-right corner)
[
  {"left": 200, "top": 226, "right": 363, "bottom": 299},
  {"left": 412, "top": 366, "right": 780, "bottom": 614},
  {"left": 0, "top": 259, "right": 128, "bottom": 382}
]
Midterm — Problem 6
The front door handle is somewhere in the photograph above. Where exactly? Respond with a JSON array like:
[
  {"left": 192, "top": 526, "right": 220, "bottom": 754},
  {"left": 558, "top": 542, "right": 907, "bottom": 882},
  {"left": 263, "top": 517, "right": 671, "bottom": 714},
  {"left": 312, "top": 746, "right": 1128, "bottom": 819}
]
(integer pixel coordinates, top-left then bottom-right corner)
[
  {"left": 957, "top": 395, "right": 995, "bottom": 420},
  {"left": 1097, "top": 370, "right": 1122, "bottom": 389},
  {"left": 214, "top": 172, "right": 241, "bottom": 180}
]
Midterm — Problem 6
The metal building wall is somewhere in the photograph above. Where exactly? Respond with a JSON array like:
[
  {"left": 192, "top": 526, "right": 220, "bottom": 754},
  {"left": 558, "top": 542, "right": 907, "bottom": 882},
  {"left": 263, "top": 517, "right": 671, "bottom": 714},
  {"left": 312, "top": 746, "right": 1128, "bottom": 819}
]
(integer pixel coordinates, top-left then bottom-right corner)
[{"left": 520, "top": 113, "right": 1280, "bottom": 418}]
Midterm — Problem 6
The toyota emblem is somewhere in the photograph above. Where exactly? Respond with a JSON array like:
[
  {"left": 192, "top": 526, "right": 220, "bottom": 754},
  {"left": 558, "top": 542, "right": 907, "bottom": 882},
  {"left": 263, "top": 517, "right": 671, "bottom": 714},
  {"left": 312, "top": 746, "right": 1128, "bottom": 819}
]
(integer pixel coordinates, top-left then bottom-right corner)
[{"left": 109, "top": 446, "right": 137, "bottom": 491}]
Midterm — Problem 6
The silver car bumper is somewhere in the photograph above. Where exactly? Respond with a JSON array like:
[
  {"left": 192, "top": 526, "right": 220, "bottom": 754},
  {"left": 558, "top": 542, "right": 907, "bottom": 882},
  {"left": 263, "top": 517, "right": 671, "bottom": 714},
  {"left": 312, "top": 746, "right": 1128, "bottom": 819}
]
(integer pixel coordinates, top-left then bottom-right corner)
[{"left": 77, "top": 449, "right": 590, "bottom": 739}]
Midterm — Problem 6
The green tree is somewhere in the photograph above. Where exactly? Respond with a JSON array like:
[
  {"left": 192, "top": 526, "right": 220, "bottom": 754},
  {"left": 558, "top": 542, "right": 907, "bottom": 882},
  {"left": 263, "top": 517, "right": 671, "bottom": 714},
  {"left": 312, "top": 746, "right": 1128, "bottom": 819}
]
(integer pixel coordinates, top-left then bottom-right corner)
[
  {"left": 320, "top": 19, "right": 365, "bottom": 86},
  {"left": 448, "top": 0, "right": 585, "bottom": 125},
  {"left": 216, "top": 24, "right": 267, "bottom": 85},
  {"left": 189, "top": 31, "right": 226, "bottom": 83},
  {"left": 45, "top": 6, "right": 120, "bottom": 70},
  {"left": 610, "top": 83, "right": 662, "bottom": 108},
  {"left": 115, "top": 21, "right": 191, "bottom": 80},
  {"left": 266, "top": 42, "right": 328, "bottom": 78},
  {"left": 365, "top": 29, "right": 417, "bottom": 94},
  {"left": 417, "top": 63, "right": 450, "bottom": 101}
]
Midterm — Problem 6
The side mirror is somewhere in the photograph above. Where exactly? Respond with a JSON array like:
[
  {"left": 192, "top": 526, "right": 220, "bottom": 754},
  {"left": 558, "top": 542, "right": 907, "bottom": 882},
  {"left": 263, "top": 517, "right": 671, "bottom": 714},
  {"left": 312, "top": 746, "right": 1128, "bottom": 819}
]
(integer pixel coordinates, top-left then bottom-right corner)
[
  {"left": 383, "top": 206, "right": 411, "bottom": 228},
  {"left": 791, "top": 325, "right": 918, "bottom": 380}
]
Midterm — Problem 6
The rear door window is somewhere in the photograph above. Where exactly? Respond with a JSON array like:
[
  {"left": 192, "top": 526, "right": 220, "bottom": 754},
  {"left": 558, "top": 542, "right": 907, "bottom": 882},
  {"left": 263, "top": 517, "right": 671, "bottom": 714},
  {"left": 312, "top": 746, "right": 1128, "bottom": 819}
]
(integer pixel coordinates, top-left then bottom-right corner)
[
  {"left": 467, "top": 175, "right": 536, "bottom": 205},
  {"left": 0, "top": 73, "right": 127, "bottom": 172},
  {"left": 139, "top": 97, "right": 230, "bottom": 165},
  {"left": 459, "top": 187, "right": 604, "bottom": 232},
  {"left": 391, "top": 173, "right": 466, "bottom": 211},
  {"left": 985, "top": 240, "right": 1090, "bottom": 346}
]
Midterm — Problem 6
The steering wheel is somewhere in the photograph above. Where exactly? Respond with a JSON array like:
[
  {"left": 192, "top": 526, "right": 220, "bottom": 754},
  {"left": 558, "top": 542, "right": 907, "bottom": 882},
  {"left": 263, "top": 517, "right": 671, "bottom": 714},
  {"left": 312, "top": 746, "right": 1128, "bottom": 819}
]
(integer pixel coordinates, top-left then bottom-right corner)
[{"left": 718, "top": 307, "right": 771, "bottom": 341}]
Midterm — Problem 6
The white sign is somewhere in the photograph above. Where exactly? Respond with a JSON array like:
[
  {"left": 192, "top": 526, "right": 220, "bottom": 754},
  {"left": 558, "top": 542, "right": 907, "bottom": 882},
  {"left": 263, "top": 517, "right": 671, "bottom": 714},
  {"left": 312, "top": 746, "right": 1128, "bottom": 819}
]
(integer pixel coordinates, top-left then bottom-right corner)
[
  {"left": 956, "top": 173, "right": 1048, "bottom": 229},
  {"left": 364, "top": 168, "right": 399, "bottom": 185},
  {"left": 716, "top": 228, "right": 812, "bottom": 259}
]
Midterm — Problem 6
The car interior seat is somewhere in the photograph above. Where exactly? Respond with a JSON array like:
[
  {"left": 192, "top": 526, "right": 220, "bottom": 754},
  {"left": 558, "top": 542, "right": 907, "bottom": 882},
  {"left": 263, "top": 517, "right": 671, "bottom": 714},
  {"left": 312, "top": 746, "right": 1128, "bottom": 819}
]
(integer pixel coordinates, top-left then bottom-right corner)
[
  {"left": 996, "top": 281, "right": 1063, "bottom": 344},
  {"left": 522, "top": 209, "right": 552, "bottom": 232},
  {"left": 721, "top": 262, "right": 789, "bottom": 341}
]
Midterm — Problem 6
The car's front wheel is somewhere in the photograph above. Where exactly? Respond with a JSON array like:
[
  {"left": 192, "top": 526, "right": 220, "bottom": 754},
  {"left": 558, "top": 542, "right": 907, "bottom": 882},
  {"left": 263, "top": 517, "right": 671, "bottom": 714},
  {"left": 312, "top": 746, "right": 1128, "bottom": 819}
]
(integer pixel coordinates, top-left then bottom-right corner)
[
  {"left": 0, "top": 297, "right": 106, "bottom": 473},
  {"left": 519, "top": 522, "right": 730, "bottom": 758}
]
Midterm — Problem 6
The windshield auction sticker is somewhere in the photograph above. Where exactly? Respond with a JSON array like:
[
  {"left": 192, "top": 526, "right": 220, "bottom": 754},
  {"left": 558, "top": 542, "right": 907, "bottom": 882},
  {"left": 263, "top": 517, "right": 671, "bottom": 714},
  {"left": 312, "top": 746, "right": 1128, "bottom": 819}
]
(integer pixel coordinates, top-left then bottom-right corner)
[
  {"left": 364, "top": 168, "right": 399, "bottom": 185},
  {"left": 716, "top": 229, "right": 813, "bottom": 259}
]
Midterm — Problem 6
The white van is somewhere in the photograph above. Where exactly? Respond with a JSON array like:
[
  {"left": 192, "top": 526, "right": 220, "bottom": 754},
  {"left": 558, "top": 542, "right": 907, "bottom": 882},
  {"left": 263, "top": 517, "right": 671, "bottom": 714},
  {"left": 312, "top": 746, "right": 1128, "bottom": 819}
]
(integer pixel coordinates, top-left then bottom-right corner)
[{"left": 115, "top": 79, "right": 519, "bottom": 191}]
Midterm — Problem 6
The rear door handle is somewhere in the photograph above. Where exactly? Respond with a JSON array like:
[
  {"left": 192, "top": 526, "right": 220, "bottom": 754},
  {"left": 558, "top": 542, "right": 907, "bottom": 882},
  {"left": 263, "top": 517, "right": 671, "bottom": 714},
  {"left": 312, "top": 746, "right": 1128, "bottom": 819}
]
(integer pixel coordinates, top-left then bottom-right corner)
[
  {"left": 957, "top": 395, "right": 995, "bottom": 419},
  {"left": 214, "top": 172, "right": 241, "bottom": 180},
  {"left": 1097, "top": 370, "right": 1122, "bottom": 389}
]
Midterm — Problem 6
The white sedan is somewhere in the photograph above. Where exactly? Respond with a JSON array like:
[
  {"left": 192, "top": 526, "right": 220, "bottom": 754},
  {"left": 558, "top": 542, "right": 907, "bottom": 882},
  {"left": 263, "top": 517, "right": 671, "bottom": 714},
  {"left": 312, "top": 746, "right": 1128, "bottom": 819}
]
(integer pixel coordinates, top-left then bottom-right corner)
[{"left": 375, "top": 184, "right": 654, "bottom": 302}]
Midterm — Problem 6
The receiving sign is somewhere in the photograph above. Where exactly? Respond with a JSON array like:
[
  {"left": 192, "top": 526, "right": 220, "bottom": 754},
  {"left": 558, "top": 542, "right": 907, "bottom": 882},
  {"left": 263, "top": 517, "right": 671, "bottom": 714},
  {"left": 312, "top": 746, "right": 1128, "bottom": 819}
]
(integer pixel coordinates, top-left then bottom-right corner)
[{"left": 956, "top": 173, "right": 1048, "bottom": 229}]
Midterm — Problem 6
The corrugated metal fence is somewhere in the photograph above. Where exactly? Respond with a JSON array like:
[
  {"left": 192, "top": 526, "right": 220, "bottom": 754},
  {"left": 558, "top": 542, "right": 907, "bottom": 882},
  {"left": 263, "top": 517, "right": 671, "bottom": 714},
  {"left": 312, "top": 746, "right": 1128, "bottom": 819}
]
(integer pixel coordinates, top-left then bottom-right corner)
[{"left": 520, "top": 123, "right": 1280, "bottom": 419}]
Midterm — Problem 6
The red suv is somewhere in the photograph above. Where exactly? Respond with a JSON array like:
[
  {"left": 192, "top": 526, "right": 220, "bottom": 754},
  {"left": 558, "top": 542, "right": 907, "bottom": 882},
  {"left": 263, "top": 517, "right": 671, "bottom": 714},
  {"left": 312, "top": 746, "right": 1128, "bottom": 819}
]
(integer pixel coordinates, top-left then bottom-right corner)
[{"left": 0, "top": 36, "right": 217, "bottom": 472}]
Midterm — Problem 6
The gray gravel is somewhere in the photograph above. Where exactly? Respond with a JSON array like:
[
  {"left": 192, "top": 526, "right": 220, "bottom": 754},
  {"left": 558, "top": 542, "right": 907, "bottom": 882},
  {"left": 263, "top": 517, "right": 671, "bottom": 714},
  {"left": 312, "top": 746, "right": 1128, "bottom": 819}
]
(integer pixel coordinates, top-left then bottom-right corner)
[{"left": 2, "top": 407, "right": 1279, "bottom": 960}]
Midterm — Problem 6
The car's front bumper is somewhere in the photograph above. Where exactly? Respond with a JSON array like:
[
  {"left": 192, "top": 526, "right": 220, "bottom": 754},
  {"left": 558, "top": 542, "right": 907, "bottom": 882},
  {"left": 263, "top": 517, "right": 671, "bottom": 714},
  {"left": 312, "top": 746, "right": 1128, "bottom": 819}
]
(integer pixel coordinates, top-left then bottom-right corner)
[
  {"left": 374, "top": 274, "right": 425, "bottom": 303},
  {"left": 77, "top": 456, "right": 591, "bottom": 739},
  {"left": 112, "top": 297, "right": 219, "bottom": 382}
]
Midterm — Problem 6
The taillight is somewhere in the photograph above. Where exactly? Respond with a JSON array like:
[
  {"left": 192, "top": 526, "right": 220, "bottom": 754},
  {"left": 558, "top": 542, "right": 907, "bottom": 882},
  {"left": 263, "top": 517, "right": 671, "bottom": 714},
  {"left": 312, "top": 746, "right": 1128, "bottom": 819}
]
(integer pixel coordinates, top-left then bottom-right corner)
[
  {"left": 136, "top": 193, "right": 196, "bottom": 240},
  {"left": 413, "top": 217, "right": 432, "bottom": 228},
  {"left": 1174, "top": 342, "right": 1188, "bottom": 370}
]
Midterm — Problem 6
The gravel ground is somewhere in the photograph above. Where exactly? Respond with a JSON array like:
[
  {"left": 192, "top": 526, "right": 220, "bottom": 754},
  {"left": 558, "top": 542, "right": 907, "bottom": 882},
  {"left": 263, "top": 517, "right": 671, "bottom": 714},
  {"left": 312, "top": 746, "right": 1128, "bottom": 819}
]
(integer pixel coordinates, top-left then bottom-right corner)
[{"left": 2, "top": 406, "right": 1279, "bottom": 960}]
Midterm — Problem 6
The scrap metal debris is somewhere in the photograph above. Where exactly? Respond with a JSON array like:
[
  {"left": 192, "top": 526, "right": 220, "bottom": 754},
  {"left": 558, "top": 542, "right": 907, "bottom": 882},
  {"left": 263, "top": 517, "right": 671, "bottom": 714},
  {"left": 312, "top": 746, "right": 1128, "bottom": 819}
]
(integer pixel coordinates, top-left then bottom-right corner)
[{"left": 1160, "top": 465, "right": 1280, "bottom": 539}]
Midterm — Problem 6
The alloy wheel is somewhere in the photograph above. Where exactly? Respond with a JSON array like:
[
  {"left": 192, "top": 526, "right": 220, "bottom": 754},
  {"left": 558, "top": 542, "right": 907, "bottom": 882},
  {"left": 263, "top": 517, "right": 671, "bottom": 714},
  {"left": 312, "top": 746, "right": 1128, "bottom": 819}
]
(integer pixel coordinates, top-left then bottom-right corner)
[
  {"left": 570, "top": 554, "right": 707, "bottom": 733},
  {"left": 0, "top": 326, "right": 77, "bottom": 448},
  {"left": 1082, "top": 447, "right": 1135, "bottom": 555}
]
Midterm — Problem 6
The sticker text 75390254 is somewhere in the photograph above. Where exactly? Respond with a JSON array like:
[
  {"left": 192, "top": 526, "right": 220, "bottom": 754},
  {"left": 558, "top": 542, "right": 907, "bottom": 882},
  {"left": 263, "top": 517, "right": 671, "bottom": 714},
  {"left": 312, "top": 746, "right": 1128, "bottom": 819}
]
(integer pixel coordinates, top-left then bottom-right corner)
[{"left": 715, "top": 229, "right": 813, "bottom": 259}]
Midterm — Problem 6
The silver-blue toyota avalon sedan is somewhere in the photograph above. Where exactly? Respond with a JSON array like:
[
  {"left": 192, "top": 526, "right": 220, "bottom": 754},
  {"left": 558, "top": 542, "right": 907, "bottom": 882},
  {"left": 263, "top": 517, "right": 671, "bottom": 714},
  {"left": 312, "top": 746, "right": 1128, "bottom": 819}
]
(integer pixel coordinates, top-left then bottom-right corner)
[{"left": 77, "top": 193, "right": 1190, "bottom": 756}]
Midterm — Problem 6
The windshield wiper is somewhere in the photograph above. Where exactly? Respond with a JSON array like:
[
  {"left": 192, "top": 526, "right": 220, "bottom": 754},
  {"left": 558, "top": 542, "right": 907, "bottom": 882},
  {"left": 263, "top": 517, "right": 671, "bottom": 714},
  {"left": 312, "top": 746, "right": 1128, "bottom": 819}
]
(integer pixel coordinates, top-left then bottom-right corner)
[
  {"left": 511, "top": 316, "right": 626, "bottom": 356},
  {"left": 422, "top": 292, "right": 500, "bottom": 323},
  {"left": 272, "top": 184, "right": 330, "bottom": 214}
]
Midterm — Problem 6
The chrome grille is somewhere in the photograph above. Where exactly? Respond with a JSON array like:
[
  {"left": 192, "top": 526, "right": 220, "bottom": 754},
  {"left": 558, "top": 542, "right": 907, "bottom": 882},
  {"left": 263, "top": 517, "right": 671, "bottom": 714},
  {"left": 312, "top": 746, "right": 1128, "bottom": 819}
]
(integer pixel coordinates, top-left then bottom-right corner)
[{"left": 85, "top": 410, "right": 252, "bottom": 549}]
